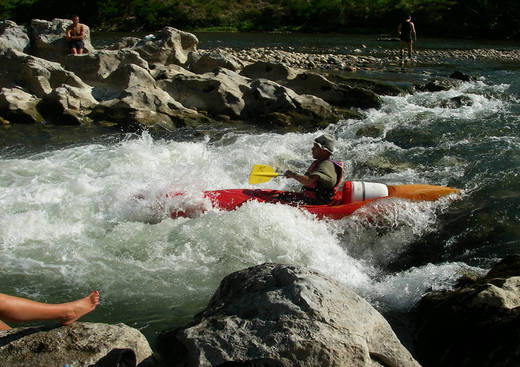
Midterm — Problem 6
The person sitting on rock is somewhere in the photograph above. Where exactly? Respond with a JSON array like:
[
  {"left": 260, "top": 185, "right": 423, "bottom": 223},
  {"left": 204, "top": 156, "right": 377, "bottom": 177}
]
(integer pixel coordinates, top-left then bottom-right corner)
[
  {"left": 283, "top": 133, "right": 343, "bottom": 205},
  {"left": 65, "top": 15, "right": 85, "bottom": 55},
  {"left": 0, "top": 290, "right": 99, "bottom": 330}
]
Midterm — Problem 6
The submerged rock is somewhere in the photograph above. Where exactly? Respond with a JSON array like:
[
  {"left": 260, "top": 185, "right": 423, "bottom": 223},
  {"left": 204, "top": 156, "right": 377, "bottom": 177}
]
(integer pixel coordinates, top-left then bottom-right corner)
[{"left": 158, "top": 263, "right": 420, "bottom": 367}]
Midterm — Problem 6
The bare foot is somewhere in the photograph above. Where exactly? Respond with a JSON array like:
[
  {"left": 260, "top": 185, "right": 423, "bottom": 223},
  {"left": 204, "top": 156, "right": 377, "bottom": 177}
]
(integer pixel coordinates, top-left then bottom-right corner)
[{"left": 61, "top": 290, "right": 99, "bottom": 325}]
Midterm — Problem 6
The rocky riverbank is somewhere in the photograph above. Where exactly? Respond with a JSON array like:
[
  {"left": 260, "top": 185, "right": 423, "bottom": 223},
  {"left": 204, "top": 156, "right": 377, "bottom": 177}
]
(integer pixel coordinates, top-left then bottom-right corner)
[
  {"left": 2, "top": 18, "right": 510, "bottom": 133},
  {"left": 2, "top": 257, "right": 520, "bottom": 367},
  {"left": 223, "top": 45, "right": 520, "bottom": 73}
]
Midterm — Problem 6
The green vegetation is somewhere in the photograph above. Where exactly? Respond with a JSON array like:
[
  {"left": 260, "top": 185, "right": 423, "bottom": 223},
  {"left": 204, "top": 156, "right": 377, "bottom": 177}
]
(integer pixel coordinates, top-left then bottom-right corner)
[{"left": 1, "top": 0, "right": 519, "bottom": 39}]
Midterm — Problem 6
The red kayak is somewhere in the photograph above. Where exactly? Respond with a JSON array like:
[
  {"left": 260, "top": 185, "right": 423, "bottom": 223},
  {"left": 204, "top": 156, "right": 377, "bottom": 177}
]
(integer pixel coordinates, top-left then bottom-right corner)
[{"left": 168, "top": 181, "right": 460, "bottom": 220}]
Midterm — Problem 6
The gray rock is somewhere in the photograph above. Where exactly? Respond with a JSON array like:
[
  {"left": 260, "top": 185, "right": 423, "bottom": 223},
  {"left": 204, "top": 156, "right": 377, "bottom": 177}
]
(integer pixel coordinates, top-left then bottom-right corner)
[
  {"left": 189, "top": 49, "right": 247, "bottom": 74},
  {"left": 414, "top": 254, "right": 520, "bottom": 367},
  {"left": 38, "top": 84, "right": 98, "bottom": 125},
  {"left": 0, "top": 87, "right": 43, "bottom": 124},
  {"left": 240, "top": 61, "right": 298, "bottom": 82},
  {"left": 159, "top": 68, "right": 249, "bottom": 118},
  {"left": 285, "top": 72, "right": 382, "bottom": 109},
  {"left": 0, "top": 49, "right": 89, "bottom": 98},
  {"left": 0, "top": 322, "right": 153, "bottom": 367},
  {"left": 0, "top": 20, "right": 30, "bottom": 53},
  {"left": 30, "top": 18, "right": 95, "bottom": 62},
  {"left": 158, "top": 263, "right": 420, "bottom": 367},
  {"left": 131, "top": 27, "right": 198, "bottom": 67},
  {"left": 91, "top": 84, "right": 199, "bottom": 130},
  {"left": 61, "top": 49, "right": 149, "bottom": 88}
]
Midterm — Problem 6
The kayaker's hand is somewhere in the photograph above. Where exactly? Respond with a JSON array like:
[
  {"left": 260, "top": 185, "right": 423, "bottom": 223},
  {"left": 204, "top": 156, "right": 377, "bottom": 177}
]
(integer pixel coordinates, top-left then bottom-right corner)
[{"left": 285, "top": 170, "right": 295, "bottom": 178}]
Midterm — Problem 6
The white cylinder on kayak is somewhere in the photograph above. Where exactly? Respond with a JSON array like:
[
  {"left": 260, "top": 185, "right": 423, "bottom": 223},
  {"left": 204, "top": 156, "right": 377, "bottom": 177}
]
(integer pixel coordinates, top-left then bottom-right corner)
[{"left": 350, "top": 181, "right": 389, "bottom": 202}]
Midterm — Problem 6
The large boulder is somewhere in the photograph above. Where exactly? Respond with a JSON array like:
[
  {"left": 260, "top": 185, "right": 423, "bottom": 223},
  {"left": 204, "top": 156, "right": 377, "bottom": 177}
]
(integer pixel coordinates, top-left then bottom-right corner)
[
  {"left": 189, "top": 49, "right": 247, "bottom": 74},
  {"left": 159, "top": 67, "right": 337, "bottom": 129},
  {"left": 61, "top": 49, "right": 150, "bottom": 88},
  {"left": 158, "top": 67, "right": 249, "bottom": 118},
  {"left": 30, "top": 18, "right": 95, "bottom": 62},
  {"left": 130, "top": 27, "right": 198, "bottom": 67},
  {"left": 0, "top": 49, "right": 88, "bottom": 98},
  {"left": 0, "top": 322, "right": 153, "bottom": 367},
  {"left": 284, "top": 72, "right": 382, "bottom": 109},
  {"left": 0, "top": 20, "right": 30, "bottom": 53},
  {"left": 158, "top": 263, "right": 420, "bottom": 367},
  {"left": 240, "top": 61, "right": 298, "bottom": 82},
  {"left": 0, "top": 87, "right": 43, "bottom": 124},
  {"left": 414, "top": 254, "right": 520, "bottom": 367},
  {"left": 38, "top": 84, "right": 98, "bottom": 125},
  {"left": 91, "top": 84, "right": 200, "bottom": 130}
]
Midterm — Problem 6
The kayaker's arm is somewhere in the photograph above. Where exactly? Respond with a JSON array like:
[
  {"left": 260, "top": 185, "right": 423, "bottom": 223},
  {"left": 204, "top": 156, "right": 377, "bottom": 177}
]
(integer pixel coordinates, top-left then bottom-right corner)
[{"left": 285, "top": 170, "right": 319, "bottom": 187}]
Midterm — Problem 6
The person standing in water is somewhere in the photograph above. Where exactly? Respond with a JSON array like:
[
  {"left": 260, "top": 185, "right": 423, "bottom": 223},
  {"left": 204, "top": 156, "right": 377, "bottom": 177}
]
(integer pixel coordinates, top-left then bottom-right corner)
[
  {"left": 0, "top": 290, "right": 99, "bottom": 330},
  {"left": 398, "top": 15, "right": 417, "bottom": 60},
  {"left": 65, "top": 15, "right": 85, "bottom": 55}
]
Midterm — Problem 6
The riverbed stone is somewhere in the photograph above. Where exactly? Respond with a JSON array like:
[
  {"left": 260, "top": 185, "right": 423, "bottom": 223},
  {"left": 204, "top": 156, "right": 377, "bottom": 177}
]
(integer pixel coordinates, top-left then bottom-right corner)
[
  {"left": 0, "top": 20, "right": 30, "bottom": 53},
  {"left": 0, "top": 322, "right": 153, "bottom": 367},
  {"left": 158, "top": 263, "right": 420, "bottom": 367},
  {"left": 30, "top": 18, "right": 95, "bottom": 62},
  {"left": 414, "top": 254, "right": 520, "bottom": 367}
]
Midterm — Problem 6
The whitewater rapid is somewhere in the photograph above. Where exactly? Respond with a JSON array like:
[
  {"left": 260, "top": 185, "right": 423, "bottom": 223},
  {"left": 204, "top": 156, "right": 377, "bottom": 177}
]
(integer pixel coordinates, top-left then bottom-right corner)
[{"left": 1, "top": 75, "right": 516, "bottom": 339}]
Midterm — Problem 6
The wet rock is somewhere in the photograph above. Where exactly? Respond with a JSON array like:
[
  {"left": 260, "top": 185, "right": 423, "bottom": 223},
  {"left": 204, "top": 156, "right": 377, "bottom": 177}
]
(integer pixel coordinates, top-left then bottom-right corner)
[
  {"left": 0, "top": 87, "right": 43, "bottom": 124},
  {"left": 449, "top": 71, "right": 475, "bottom": 82},
  {"left": 440, "top": 95, "right": 473, "bottom": 109},
  {"left": 417, "top": 77, "right": 463, "bottom": 92},
  {"left": 0, "top": 20, "right": 30, "bottom": 53},
  {"left": 158, "top": 263, "right": 420, "bottom": 367},
  {"left": 0, "top": 322, "right": 153, "bottom": 367},
  {"left": 30, "top": 18, "right": 95, "bottom": 61},
  {"left": 414, "top": 254, "right": 520, "bottom": 367}
]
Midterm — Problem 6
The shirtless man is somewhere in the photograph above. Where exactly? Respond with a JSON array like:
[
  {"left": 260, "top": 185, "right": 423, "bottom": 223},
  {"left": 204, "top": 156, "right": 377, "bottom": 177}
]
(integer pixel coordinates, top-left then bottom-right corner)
[
  {"left": 398, "top": 15, "right": 417, "bottom": 60},
  {"left": 66, "top": 15, "right": 85, "bottom": 55},
  {"left": 0, "top": 290, "right": 99, "bottom": 330}
]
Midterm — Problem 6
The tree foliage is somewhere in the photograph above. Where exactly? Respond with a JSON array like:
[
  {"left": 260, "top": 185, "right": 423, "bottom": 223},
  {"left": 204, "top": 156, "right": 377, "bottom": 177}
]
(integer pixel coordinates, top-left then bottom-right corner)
[{"left": 0, "top": 0, "right": 518, "bottom": 39}]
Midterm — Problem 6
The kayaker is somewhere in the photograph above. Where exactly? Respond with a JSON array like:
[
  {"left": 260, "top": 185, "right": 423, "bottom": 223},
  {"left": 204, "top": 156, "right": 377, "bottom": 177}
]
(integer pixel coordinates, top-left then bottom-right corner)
[
  {"left": 284, "top": 133, "right": 343, "bottom": 205},
  {"left": 0, "top": 290, "right": 99, "bottom": 330}
]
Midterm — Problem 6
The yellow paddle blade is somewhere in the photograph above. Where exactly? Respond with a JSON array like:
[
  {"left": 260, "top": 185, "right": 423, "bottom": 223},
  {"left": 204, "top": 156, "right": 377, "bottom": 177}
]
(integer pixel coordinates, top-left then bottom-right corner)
[{"left": 249, "top": 164, "right": 280, "bottom": 184}]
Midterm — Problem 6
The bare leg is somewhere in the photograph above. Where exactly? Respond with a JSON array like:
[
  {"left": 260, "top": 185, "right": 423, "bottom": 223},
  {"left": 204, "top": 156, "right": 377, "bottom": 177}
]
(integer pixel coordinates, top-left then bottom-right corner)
[
  {"left": 77, "top": 48, "right": 83, "bottom": 55},
  {"left": 70, "top": 47, "right": 77, "bottom": 55},
  {"left": 400, "top": 40, "right": 405, "bottom": 59},
  {"left": 408, "top": 41, "right": 413, "bottom": 58},
  {"left": 0, "top": 291, "right": 99, "bottom": 329}
]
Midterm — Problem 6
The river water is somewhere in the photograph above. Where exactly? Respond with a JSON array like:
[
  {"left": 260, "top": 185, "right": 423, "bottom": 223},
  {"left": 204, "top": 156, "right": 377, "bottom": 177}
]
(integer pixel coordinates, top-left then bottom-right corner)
[{"left": 1, "top": 33, "right": 519, "bottom": 350}]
